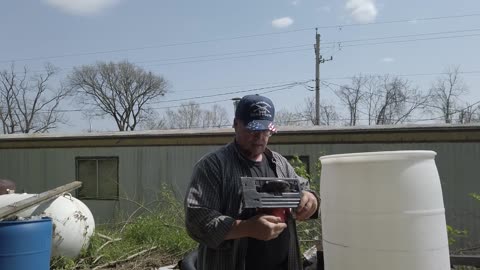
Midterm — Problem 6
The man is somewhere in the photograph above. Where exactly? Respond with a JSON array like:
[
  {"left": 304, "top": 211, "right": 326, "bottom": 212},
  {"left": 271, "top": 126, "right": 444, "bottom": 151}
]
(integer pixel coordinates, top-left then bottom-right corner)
[{"left": 184, "top": 94, "right": 319, "bottom": 270}]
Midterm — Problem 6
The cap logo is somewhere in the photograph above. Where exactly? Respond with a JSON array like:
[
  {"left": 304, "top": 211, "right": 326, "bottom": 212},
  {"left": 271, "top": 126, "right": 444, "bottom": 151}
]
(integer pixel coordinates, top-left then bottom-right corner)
[{"left": 250, "top": 101, "right": 272, "bottom": 118}]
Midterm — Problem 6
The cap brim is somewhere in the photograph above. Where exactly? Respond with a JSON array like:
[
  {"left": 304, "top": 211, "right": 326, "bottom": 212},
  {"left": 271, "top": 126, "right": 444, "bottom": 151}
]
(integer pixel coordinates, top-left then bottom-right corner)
[{"left": 245, "top": 120, "right": 275, "bottom": 131}]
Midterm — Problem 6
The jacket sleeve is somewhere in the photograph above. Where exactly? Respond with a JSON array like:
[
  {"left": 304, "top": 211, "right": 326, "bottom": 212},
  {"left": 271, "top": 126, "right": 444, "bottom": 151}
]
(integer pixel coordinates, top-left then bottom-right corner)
[{"left": 184, "top": 156, "right": 236, "bottom": 249}]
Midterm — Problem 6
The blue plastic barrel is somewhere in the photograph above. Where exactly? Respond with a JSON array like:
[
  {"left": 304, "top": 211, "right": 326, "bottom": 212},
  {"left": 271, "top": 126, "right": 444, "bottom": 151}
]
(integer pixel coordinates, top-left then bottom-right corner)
[{"left": 0, "top": 217, "right": 52, "bottom": 270}]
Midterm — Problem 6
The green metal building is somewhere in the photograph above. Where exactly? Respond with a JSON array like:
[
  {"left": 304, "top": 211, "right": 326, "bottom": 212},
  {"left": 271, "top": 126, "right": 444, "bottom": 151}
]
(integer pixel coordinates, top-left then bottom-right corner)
[{"left": 0, "top": 124, "right": 479, "bottom": 250}]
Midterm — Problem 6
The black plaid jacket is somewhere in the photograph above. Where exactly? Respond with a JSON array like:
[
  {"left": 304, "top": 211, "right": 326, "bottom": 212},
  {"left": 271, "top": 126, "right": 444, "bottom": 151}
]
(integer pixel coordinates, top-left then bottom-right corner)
[{"left": 184, "top": 141, "right": 318, "bottom": 270}]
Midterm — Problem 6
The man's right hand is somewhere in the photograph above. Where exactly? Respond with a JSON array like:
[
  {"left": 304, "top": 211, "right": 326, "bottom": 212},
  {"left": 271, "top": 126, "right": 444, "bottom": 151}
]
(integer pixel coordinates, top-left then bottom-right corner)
[
  {"left": 224, "top": 214, "right": 287, "bottom": 241},
  {"left": 246, "top": 214, "right": 287, "bottom": 240}
]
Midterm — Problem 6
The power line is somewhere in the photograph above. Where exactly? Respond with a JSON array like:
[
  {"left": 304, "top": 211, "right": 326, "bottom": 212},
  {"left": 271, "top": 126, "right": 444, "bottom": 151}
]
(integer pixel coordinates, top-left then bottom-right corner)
[
  {"left": 16, "top": 81, "right": 480, "bottom": 127},
  {"left": 0, "top": 30, "right": 315, "bottom": 64},
  {"left": 144, "top": 30, "right": 480, "bottom": 69},
  {"left": 6, "top": 31, "right": 480, "bottom": 78},
  {"left": 148, "top": 80, "right": 312, "bottom": 104},
  {"left": 35, "top": 79, "right": 312, "bottom": 113},
  {"left": 5, "top": 68, "right": 480, "bottom": 115},
  {"left": 153, "top": 83, "right": 306, "bottom": 110},
  {"left": 135, "top": 44, "right": 311, "bottom": 64},
  {"left": 139, "top": 48, "right": 311, "bottom": 67},
  {"left": 326, "top": 13, "right": 480, "bottom": 29},
  {"left": 5, "top": 27, "right": 480, "bottom": 77},
  {"left": 323, "top": 28, "right": 480, "bottom": 45},
  {"left": 321, "top": 70, "right": 480, "bottom": 81},
  {"left": 4, "top": 67, "right": 480, "bottom": 112},
  {"left": 339, "top": 33, "right": 480, "bottom": 48},
  {"left": 5, "top": 47, "right": 312, "bottom": 76},
  {"left": 174, "top": 78, "right": 314, "bottom": 93},
  {"left": 2, "top": 13, "right": 480, "bottom": 64}
]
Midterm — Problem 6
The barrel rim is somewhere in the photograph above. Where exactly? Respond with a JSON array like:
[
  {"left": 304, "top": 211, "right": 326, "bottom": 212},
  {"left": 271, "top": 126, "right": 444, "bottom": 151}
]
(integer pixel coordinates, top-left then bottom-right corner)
[
  {"left": 0, "top": 217, "right": 52, "bottom": 225},
  {"left": 320, "top": 150, "right": 437, "bottom": 163}
]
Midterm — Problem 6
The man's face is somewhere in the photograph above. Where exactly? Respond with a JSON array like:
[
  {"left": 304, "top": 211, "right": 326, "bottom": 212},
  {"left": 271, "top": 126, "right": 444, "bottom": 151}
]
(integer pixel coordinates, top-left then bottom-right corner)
[{"left": 234, "top": 119, "right": 272, "bottom": 160}]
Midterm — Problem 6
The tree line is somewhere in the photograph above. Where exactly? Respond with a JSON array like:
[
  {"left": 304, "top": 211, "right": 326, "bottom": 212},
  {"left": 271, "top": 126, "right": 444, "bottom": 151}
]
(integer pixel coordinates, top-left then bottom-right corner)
[
  {"left": 0, "top": 61, "right": 476, "bottom": 134},
  {"left": 275, "top": 66, "right": 475, "bottom": 126}
]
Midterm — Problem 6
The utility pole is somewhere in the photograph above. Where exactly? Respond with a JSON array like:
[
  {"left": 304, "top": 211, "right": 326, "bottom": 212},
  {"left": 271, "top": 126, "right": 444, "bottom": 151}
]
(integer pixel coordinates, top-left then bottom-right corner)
[
  {"left": 314, "top": 28, "right": 332, "bottom": 125},
  {"left": 232, "top": 97, "right": 241, "bottom": 112}
]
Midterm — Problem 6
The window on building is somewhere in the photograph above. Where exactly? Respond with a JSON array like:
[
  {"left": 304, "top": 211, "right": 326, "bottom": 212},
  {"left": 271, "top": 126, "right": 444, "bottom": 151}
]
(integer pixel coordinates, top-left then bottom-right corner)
[{"left": 76, "top": 157, "right": 119, "bottom": 200}]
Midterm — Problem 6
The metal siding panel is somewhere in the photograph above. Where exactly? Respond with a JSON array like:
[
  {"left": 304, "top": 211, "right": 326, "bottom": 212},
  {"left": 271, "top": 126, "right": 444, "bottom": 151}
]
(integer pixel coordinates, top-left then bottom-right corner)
[
  {"left": 0, "top": 134, "right": 479, "bottom": 249},
  {"left": 270, "top": 142, "right": 480, "bottom": 250},
  {"left": 164, "top": 145, "right": 220, "bottom": 196}
]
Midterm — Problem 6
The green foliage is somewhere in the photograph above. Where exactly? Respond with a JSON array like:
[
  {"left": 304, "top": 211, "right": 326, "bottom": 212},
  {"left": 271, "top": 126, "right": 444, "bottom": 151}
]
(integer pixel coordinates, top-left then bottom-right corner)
[
  {"left": 290, "top": 155, "right": 311, "bottom": 180},
  {"left": 446, "top": 192, "right": 478, "bottom": 248},
  {"left": 50, "top": 184, "right": 196, "bottom": 270},
  {"left": 122, "top": 213, "right": 195, "bottom": 253},
  {"left": 447, "top": 225, "right": 468, "bottom": 246},
  {"left": 50, "top": 256, "right": 76, "bottom": 270},
  {"left": 469, "top": 192, "right": 480, "bottom": 202},
  {"left": 289, "top": 155, "right": 322, "bottom": 193},
  {"left": 453, "top": 266, "right": 480, "bottom": 270},
  {"left": 288, "top": 155, "right": 323, "bottom": 253}
]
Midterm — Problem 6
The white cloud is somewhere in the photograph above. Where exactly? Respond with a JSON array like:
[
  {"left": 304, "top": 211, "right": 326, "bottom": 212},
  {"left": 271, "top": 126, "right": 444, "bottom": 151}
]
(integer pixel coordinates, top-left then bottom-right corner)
[
  {"left": 381, "top": 57, "right": 395, "bottom": 63},
  {"left": 345, "top": 0, "right": 378, "bottom": 23},
  {"left": 272, "top": 17, "right": 294, "bottom": 28},
  {"left": 291, "top": 0, "right": 300, "bottom": 6},
  {"left": 44, "top": 0, "right": 121, "bottom": 16}
]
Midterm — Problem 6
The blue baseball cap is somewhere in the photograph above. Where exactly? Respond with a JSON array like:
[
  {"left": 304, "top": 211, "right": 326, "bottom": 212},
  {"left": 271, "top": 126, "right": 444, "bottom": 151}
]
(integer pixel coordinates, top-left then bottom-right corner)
[{"left": 235, "top": 94, "right": 276, "bottom": 131}]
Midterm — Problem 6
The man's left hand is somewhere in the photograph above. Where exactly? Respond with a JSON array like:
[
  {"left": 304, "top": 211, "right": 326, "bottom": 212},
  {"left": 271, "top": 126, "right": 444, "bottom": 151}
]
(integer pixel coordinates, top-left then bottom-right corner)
[{"left": 295, "top": 191, "right": 318, "bottom": 221}]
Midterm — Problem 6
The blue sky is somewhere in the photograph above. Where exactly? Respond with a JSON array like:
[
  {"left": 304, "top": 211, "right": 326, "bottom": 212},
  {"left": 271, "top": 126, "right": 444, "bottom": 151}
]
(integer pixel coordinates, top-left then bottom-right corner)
[{"left": 1, "top": 0, "right": 479, "bottom": 132}]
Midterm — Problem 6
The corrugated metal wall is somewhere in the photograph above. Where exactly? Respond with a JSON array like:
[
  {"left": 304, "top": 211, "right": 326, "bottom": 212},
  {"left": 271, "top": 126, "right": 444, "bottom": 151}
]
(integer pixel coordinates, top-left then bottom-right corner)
[
  {"left": 271, "top": 142, "right": 480, "bottom": 250},
  {"left": 0, "top": 145, "right": 220, "bottom": 222},
  {"left": 0, "top": 125, "right": 479, "bottom": 250}
]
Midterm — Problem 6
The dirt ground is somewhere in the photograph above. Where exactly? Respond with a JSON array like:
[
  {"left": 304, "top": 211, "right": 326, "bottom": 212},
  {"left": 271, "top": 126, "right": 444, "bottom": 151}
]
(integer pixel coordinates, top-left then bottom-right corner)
[{"left": 100, "top": 250, "right": 180, "bottom": 270}]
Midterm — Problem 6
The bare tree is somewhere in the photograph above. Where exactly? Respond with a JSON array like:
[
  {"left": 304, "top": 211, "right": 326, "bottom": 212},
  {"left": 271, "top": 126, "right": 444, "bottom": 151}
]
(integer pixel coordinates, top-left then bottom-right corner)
[
  {"left": 68, "top": 61, "right": 168, "bottom": 131},
  {"left": 201, "top": 104, "right": 229, "bottom": 128},
  {"left": 292, "top": 96, "right": 338, "bottom": 126},
  {"left": 275, "top": 109, "right": 304, "bottom": 126},
  {"left": 376, "top": 76, "right": 407, "bottom": 124},
  {"left": 332, "top": 74, "right": 429, "bottom": 126},
  {"left": 371, "top": 76, "right": 428, "bottom": 125},
  {"left": 164, "top": 102, "right": 202, "bottom": 129},
  {"left": 0, "top": 64, "right": 69, "bottom": 134},
  {"left": 362, "top": 75, "right": 382, "bottom": 125},
  {"left": 456, "top": 103, "right": 480, "bottom": 124},
  {"left": 159, "top": 102, "right": 230, "bottom": 129},
  {"left": 299, "top": 97, "right": 316, "bottom": 125},
  {"left": 335, "top": 75, "right": 367, "bottom": 126},
  {"left": 429, "top": 66, "right": 468, "bottom": 123},
  {"left": 320, "top": 104, "right": 339, "bottom": 126},
  {"left": 138, "top": 108, "right": 167, "bottom": 130}
]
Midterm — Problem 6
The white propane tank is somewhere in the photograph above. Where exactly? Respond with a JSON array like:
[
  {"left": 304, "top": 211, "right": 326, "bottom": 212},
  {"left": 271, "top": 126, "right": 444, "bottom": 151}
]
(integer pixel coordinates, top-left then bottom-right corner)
[
  {"left": 319, "top": 150, "right": 450, "bottom": 270},
  {"left": 0, "top": 193, "right": 95, "bottom": 258}
]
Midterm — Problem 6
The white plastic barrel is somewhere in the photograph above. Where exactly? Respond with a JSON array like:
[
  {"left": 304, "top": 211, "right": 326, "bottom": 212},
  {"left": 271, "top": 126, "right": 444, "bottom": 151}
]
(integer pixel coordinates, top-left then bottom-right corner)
[
  {"left": 0, "top": 193, "right": 95, "bottom": 258},
  {"left": 320, "top": 150, "right": 450, "bottom": 270}
]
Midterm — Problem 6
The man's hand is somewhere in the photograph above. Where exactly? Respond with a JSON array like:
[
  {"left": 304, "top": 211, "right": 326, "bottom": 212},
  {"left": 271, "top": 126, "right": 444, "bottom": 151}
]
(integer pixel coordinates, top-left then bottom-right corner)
[
  {"left": 246, "top": 215, "right": 287, "bottom": 241},
  {"left": 224, "top": 214, "right": 286, "bottom": 241},
  {"left": 295, "top": 191, "right": 318, "bottom": 221}
]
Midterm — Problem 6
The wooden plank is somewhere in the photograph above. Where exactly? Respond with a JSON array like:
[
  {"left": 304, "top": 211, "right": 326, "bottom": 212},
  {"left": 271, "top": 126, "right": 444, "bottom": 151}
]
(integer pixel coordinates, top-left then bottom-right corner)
[
  {"left": 450, "top": 255, "right": 480, "bottom": 267},
  {"left": 0, "top": 181, "right": 82, "bottom": 220}
]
